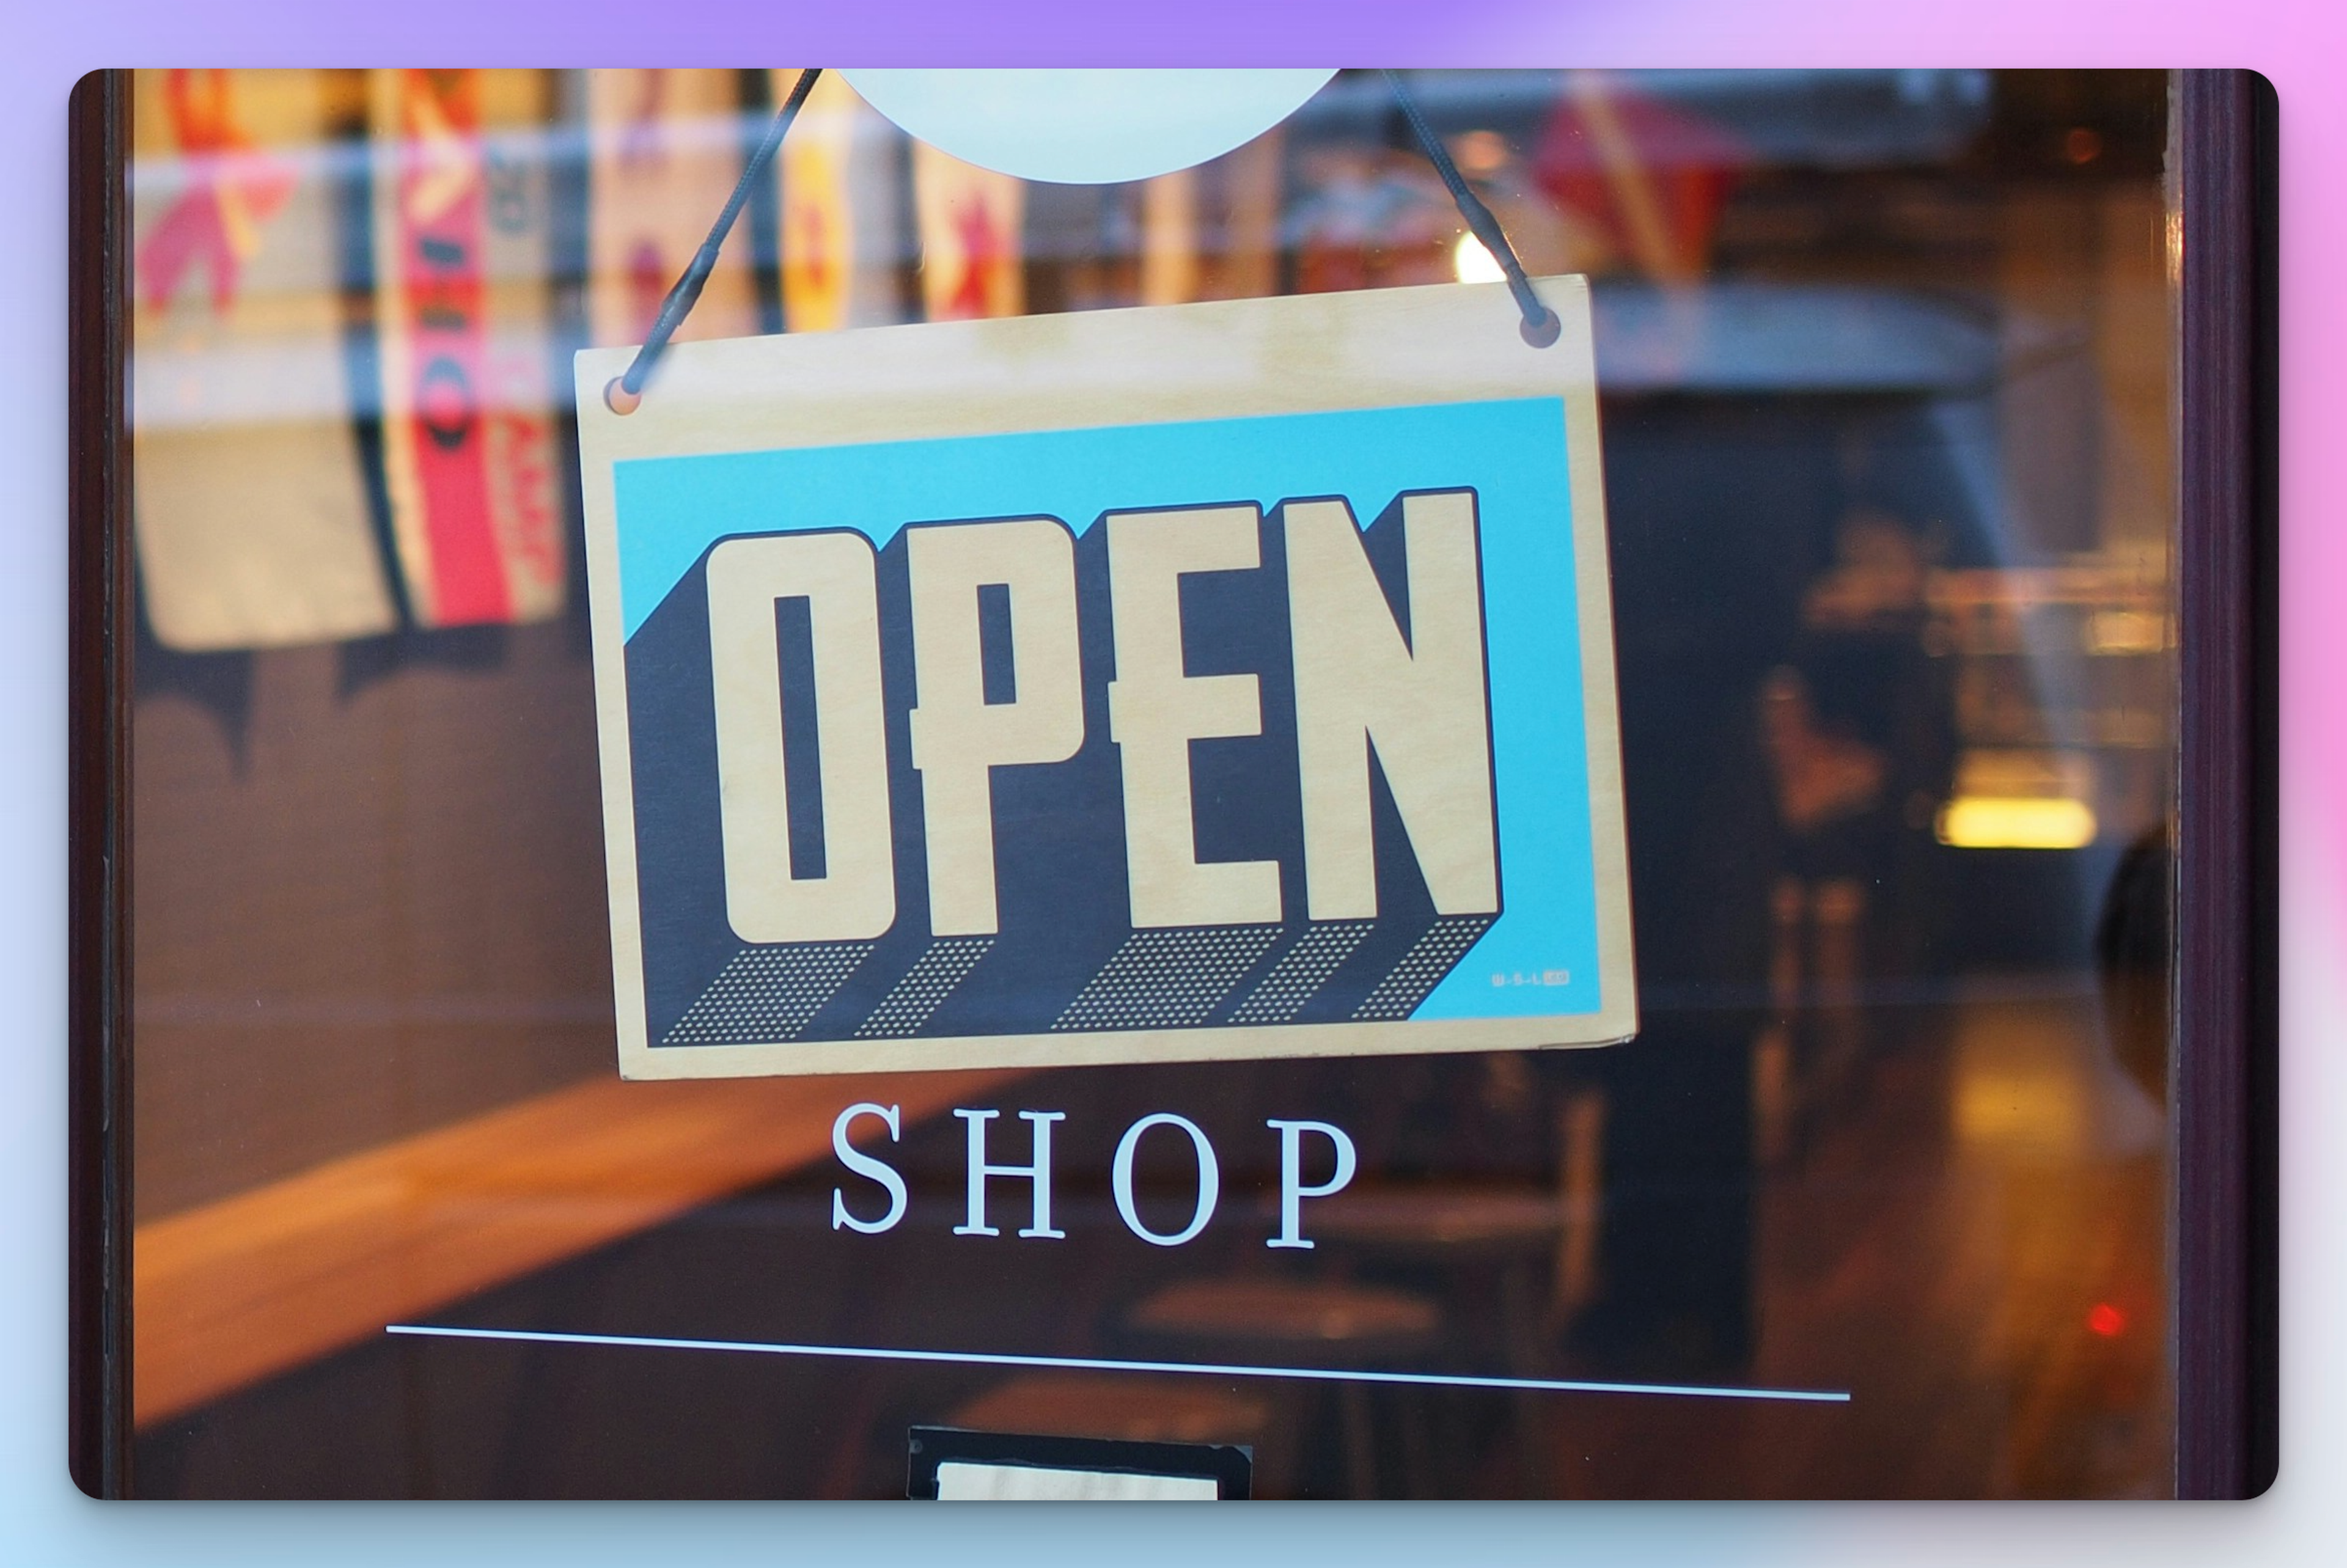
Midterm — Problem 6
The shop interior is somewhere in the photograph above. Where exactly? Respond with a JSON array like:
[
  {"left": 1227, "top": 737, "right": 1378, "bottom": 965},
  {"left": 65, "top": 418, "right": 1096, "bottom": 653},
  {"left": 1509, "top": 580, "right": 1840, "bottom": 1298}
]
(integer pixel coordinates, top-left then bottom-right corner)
[{"left": 124, "top": 68, "right": 2176, "bottom": 1498}]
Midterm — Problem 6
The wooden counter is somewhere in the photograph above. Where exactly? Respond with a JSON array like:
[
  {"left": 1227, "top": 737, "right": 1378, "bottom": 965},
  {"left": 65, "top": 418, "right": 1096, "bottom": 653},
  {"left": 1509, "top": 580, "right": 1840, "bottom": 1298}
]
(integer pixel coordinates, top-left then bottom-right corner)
[{"left": 133, "top": 1068, "right": 1014, "bottom": 1427}]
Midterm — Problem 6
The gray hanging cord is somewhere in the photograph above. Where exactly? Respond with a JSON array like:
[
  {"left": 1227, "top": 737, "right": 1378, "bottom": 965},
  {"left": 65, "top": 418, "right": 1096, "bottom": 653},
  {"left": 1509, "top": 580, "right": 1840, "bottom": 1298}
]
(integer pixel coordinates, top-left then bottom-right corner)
[
  {"left": 1382, "top": 68, "right": 1560, "bottom": 348},
  {"left": 604, "top": 65, "right": 1552, "bottom": 411},
  {"left": 605, "top": 67, "right": 823, "bottom": 414}
]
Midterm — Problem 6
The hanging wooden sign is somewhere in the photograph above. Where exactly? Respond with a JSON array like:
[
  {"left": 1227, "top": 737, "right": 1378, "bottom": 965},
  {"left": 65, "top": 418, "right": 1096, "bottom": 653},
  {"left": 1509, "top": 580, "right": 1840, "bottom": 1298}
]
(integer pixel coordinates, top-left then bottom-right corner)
[{"left": 574, "top": 279, "right": 1635, "bottom": 1078}]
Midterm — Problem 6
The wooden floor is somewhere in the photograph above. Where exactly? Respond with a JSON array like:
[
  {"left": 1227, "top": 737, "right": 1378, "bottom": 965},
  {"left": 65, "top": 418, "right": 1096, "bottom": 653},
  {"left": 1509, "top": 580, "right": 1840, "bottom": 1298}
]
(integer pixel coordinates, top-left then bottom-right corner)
[
  {"left": 1519, "top": 992, "right": 2171, "bottom": 1498},
  {"left": 133, "top": 988, "right": 2173, "bottom": 1498}
]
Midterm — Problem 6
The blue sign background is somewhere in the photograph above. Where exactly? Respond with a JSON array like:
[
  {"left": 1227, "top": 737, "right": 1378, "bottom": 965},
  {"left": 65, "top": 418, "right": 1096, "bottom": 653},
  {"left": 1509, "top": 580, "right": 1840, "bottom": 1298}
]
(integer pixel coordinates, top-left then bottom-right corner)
[{"left": 613, "top": 397, "right": 1601, "bottom": 1021}]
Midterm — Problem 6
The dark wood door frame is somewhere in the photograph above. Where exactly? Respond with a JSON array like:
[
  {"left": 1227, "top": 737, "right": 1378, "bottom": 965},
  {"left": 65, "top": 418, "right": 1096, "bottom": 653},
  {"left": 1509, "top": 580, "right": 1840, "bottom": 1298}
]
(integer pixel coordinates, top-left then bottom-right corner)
[{"left": 2173, "top": 67, "right": 2280, "bottom": 1501}]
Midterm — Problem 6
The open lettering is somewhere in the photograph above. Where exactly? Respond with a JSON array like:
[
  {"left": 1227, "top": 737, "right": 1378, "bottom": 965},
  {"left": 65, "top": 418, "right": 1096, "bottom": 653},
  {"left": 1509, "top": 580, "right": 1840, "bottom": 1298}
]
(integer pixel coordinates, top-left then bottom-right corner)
[{"left": 704, "top": 492, "right": 1499, "bottom": 946}]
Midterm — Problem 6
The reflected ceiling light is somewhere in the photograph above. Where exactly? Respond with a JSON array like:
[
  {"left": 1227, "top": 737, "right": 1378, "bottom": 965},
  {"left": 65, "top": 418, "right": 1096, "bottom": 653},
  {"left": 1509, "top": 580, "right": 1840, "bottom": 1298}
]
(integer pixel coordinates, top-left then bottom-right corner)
[
  {"left": 1934, "top": 796, "right": 2098, "bottom": 850},
  {"left": 1453, "top": 129, "right": 1510, "bottom": 176},
  {"left": 1454, "top": 233, "right": 1505, "bottom": 285}
]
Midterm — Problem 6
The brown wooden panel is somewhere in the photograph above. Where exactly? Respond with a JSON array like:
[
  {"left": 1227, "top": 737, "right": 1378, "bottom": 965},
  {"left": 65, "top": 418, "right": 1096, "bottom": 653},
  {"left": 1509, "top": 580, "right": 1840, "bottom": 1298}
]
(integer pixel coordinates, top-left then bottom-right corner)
[{"left": 130, "top": 626, "right": 620, "bottom": 1220}]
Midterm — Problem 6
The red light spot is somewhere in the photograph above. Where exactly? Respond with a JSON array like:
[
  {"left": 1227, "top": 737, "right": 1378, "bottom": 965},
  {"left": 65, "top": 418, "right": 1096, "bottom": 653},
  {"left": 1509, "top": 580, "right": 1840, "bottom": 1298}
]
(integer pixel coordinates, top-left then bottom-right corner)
[{"left": 2087, "top": 1302, "right": 2127, "bottom": 1337}]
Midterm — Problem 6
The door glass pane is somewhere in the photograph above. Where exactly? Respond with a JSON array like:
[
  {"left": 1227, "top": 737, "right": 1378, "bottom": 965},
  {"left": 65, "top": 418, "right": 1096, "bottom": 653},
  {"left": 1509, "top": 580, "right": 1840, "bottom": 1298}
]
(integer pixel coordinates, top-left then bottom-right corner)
[{"left": 124, "top": 68, "right": 2177, "bottom": 1498}]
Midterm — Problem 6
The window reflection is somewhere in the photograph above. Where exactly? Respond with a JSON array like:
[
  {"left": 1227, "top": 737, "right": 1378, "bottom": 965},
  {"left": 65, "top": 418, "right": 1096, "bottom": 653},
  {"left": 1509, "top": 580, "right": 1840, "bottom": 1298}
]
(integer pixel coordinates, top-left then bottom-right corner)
[{"left": 127, "top": 68, "right": 2175, "bottom": 1498}]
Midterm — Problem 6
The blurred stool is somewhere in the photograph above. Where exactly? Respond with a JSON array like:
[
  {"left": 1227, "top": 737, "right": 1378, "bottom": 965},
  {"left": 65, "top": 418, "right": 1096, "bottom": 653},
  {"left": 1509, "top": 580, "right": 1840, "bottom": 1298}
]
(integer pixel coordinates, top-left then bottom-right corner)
[
  {"left": 1126, "top": 1277, "right": 1440, "bottom": 1497},
  {"left": 947, "top": 1372, "right": 1271, "bottom": 1448},
  {"left": 1313, "top": 1085, "right": 1606, "bottom": 1333},
  {"left": 1761, "top": 874, "right": 1873, "bottom": 1167},
  {"left": 1305, "top": 1141, "right": 1603, "bottom": 1495},
  {"left": 1310, "top": 1187, "right": 1561, "bottom": 1350}
]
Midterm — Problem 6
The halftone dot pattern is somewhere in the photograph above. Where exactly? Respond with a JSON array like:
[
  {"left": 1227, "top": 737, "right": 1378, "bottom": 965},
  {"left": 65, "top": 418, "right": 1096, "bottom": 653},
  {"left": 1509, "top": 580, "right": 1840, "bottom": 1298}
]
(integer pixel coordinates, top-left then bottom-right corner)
[
  {"left": 1354, "top": 915, "right": 1496, "bottom": 1021},
  {"left": 1051, "top": 924, "right": 1280, "bottom": 1031},
  {"left": 1229, "top": 920, "right": 1375, "bottom": 1024},
  {"left": 662, "top": 942, "right": 875, "bottom": 1045},
  {"left": 853, "top": 937, "right": 994, "bottom": 1037}
]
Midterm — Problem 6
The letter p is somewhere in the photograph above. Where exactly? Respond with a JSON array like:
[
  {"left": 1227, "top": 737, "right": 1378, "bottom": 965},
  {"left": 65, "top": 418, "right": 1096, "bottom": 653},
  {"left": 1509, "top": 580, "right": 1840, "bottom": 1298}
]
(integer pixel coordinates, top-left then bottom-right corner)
[{"left": 1266, "top": 1118, "right": 1357, "bottom": 1249}]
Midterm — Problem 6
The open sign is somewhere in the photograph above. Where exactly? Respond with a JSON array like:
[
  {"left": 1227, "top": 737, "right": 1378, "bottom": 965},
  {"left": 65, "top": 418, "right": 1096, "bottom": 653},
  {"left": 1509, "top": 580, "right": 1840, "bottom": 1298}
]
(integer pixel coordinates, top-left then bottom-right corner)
[{"left": 577, "top": 280, "right": 1634, "bottom": 1077}]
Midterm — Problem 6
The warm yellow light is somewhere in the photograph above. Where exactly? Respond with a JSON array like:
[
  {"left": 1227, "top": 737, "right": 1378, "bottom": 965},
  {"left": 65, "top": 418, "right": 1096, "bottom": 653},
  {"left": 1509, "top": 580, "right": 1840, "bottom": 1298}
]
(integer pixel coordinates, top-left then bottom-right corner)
[
  {"left": 2084, "top": 609, "right": 2167, "bottom": 654},
  {"left": 1453, "top": 232, "right": 1505, "bottom": 285},
  {"left": 1934, "top": 796, "right": 2098, "bottom": 850},
  {"left": 1953, "top": 1068, "right": 2088, "bottom": 1152}
]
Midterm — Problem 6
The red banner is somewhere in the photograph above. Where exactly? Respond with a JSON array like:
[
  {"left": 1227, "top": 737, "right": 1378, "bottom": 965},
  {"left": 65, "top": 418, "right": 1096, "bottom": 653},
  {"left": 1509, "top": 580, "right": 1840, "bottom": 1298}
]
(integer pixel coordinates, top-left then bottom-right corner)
[{"left": 372, "top": 69, "right": 564, "bottom": 628}]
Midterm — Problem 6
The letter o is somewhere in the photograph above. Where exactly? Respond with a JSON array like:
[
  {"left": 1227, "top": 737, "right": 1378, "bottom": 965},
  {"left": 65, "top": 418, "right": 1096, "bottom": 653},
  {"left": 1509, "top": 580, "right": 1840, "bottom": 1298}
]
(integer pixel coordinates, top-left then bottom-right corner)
[
  {"left": 1111, "top": 1112, "right": 1220, "bottom": 1247},
  {"left": 416, "top": 354, "right": 476, "bottom": 452}
]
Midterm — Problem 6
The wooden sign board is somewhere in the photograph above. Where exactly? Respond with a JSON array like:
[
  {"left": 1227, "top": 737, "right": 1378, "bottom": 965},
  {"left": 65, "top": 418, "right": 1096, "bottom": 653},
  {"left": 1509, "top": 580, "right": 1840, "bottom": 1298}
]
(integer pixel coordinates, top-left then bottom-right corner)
[{"left": 574, "top": 279, "right": 1635, "bottom": 1079}]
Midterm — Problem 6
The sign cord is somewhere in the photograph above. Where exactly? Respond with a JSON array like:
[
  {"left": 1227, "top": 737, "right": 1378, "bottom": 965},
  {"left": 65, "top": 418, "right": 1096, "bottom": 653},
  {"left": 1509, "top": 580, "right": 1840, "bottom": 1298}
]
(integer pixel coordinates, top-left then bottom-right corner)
[
  {"left": 609, "top": 66, "right": 1561, "bottom": 414},
  {"left": 1382, "top": 69, "right": 1562, "bottom": 348},
  {"left": 606, "top": 67, "right": 823, "bottom": 414}
]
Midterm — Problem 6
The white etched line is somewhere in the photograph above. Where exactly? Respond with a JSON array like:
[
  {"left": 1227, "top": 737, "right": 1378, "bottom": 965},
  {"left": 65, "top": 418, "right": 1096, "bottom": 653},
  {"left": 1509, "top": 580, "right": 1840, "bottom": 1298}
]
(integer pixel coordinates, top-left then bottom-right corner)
[{"left": 385, "top": 1322, "right": 1851, "bottom": 1404}]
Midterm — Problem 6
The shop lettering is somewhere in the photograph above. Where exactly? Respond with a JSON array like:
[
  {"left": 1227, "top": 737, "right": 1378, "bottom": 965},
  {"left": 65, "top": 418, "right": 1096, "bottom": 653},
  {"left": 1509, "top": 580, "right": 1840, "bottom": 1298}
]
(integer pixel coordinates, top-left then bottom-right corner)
[{"left": 828, "top": 1101, "right": 1357, "bottom": 1248}]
